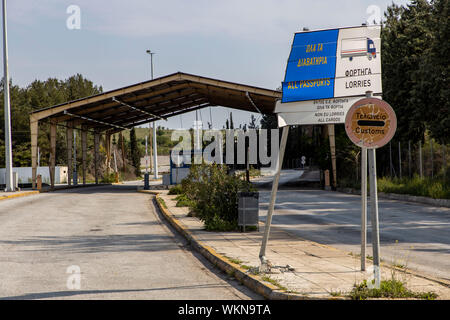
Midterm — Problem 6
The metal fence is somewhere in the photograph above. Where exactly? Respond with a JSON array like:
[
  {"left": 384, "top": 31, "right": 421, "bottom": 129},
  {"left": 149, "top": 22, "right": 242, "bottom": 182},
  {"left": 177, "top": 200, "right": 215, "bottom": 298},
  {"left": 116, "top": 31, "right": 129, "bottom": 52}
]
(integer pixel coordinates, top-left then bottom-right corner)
[{"left": 383, "top": 139, "right": 447, "bottom": 179}]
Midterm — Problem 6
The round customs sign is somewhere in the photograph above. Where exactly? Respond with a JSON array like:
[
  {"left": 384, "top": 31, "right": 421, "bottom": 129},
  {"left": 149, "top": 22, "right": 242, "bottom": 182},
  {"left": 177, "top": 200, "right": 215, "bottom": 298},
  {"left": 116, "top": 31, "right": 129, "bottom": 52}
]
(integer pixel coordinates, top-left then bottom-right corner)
[{"left": 345, "top": 98, "right": 397, "bottom": 149}]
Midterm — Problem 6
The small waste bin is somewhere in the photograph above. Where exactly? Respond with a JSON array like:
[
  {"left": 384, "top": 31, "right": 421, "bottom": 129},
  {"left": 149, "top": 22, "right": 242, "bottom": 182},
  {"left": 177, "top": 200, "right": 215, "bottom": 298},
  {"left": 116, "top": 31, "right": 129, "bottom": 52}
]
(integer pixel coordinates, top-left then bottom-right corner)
[
  {"left": 237, "top": 192, "right": 259, "bottom": 232},
  {"left": 144, "top": 173, "right": 150, "bottom": 190}
]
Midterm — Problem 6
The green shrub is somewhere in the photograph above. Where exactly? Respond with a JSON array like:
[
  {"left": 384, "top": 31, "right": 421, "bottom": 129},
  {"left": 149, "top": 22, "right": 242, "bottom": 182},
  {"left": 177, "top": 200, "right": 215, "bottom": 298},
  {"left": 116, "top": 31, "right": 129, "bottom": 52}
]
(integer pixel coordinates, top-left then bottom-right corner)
[
  {"left": 168, "top": 184, "right": 184, "bottom": 195},
  {"left": 101, "top": 172, "right": 117, "bottom": 183},
  {"left": 180, "top": 164, "right": 256, "bottom": 231}
]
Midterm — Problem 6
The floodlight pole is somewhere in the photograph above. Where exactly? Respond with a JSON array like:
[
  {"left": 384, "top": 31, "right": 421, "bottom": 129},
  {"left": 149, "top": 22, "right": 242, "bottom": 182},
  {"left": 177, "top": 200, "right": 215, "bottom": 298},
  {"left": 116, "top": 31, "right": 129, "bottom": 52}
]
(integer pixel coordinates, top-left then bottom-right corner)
[
  {"left": 2, "top": 0, "right": 13, "bottom": 192},
  {"left": 146, "top": 49, "right": 158, "bottom": 179}
]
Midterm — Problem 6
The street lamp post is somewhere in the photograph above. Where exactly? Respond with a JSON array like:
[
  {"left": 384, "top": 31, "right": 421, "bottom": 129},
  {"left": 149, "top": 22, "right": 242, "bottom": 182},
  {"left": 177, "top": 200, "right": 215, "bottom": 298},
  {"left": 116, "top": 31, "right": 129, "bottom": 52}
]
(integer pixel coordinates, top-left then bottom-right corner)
[
  {"left": 146, "top": 50, "right": 158, "bottom": 179},
  {"left": 2, "top": 0, "right": 13, "bottom": 192}
]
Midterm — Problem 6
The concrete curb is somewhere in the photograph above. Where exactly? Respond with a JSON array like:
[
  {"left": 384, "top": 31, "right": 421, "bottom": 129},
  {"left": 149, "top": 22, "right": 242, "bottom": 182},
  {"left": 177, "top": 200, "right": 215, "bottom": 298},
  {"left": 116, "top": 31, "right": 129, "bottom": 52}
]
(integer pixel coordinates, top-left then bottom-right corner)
[
  {"left": 144, "top": 191, "right": 339, "bottom": 300},
  {"left": 337, "top": 187, "right": 450, "bottom": 208},
  {"left": 0, "top": 191, "right": 40, "bottom": 201},
  {"left": 0, "top": 183, "right": 113, "bottom": 201}
]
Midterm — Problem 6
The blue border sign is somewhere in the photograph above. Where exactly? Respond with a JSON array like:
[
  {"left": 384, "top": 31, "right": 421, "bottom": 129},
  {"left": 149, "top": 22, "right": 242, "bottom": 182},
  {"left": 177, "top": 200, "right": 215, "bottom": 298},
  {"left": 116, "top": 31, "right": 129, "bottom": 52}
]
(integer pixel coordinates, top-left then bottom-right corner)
[{"left": 281, "top": 26, "right": 381, "bottom": 103}]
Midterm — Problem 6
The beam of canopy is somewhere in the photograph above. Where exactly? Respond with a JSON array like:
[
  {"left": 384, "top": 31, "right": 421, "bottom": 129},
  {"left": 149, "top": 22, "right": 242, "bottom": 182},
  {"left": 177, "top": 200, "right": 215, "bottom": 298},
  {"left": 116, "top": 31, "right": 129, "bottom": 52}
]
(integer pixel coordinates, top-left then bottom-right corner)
[{"left": 30, "top": 72, "right": 281, "bottom": 133}]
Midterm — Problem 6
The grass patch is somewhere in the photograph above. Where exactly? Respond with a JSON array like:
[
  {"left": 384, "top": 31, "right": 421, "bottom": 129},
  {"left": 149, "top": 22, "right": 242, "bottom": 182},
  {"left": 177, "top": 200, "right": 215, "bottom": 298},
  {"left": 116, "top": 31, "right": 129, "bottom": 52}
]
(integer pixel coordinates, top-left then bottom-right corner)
[
  {"left": 240, "top": 264, "right": 253, "bottom": 270},
  {"left": 261, "top": 276, "right": 288, "bottom": 291},
  {"left": 378, "top": 175, "right": 450, "bottom": 199},
  {"left": 175, "top": 194, "right": 194, "bottom": 207},
  {"left": 224, "top": 256, "right": 244, "bottom": 265},
  {"left": 156, "top": 197, "right": 167, "bottom": 209},
  {"left": 349, "top": 279, "right": 437, "bottom": 300},
  {"left": 330, "top": 291, "right": 342, "bottom": 297}
]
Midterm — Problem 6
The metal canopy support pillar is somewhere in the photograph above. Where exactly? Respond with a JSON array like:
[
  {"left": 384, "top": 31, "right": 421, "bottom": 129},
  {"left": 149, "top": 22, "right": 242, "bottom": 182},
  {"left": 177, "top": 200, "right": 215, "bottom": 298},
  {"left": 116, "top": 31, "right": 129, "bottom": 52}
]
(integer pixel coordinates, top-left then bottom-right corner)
[
  {"left": 368, "top": 148, "right": 381, "bottom": 288},
  {"left": 30, "top": 120, "right": 39, "bottom": 190},
  {"left": 328, "top": 124, "right": 337, "bottom": 188},
  {"left": 361, "top": 147, "right": 367, "bottom": 271},
  {"left": 81, "top": 126, "right": 87, "bottom": 185},
  {"left": 120, "top": 131, "right": 126, "bottom": 173},
  {"left": 49, "top": 121, "right": 57, "bottom": 189},
  {"left": 259, "top": 125, "right": 289, "bottom": 272},
  {"left": 66, "top": 123, "right": 73, "bottom": 186},
  {"left": 105, "top": 133, "right": 111, "bottom": 176},
  {"left": 94, "top": 131, "right": 100, "bottom": 184}
]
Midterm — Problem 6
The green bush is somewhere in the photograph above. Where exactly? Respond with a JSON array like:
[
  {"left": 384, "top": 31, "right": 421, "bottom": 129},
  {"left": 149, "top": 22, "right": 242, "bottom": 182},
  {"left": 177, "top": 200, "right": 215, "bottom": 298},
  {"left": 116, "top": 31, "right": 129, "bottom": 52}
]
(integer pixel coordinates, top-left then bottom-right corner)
[
  {"left": 168, "top": 184, "right": 184, "bottom": 195},
  {"left": 180, "top": 164, "right": 256, "bottom": 231},
  {"left": 101, "top": 172, "right": 118, "bottom": 183}
]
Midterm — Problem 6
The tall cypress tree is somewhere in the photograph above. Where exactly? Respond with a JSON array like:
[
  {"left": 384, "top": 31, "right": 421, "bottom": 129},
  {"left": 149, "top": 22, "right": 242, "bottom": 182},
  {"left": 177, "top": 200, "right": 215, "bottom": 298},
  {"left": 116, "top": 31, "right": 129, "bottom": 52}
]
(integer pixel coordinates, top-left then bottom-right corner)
[
  {"left": 129, "top": 127, "right": 141, "bottom": 177},
  {"left": 425, "top": 0, "right": 449, "bottom": 144}
]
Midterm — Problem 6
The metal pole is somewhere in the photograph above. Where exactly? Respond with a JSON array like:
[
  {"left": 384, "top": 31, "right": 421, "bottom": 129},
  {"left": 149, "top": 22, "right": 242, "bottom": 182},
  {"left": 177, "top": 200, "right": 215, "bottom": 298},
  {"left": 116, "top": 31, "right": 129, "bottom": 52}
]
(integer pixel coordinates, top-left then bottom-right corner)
[
  {"left": 145, "top": 135, "right": 148, "bottom": 174},
  {"left": 94, "top": 132, "right": 99, "bottom": 185},
  {"left": 147, "top": 50, "right": 158, "bottom": 179},
  {"left": 368, "top": 148, "right": 381, "bottom": 288},
  {"left": 153, "top": 122, "right": 158, "bottom": 179},
  {"left": 2, "top": 0, "right": 13, "bottom": 192},
  {"left": 419, "top": 141, "right": 423, "bottom": 178},
  {"left": 73, "top": 130, "right": 77, "bottom": 185},
  {"left": 389, "top": 142, "right": 393, "bottom": 177},
  {"left": 328, "top": 124, "right": 337, "bottom": 188},
  {"left": 408, "top": 140, "right": 412, "bottom": 178},
  {"left": 430, "top": 139, "right": 433, "bottom": 178},
  {"left": 259, "top": 125, "right": 289, "bottom": 272},
  {"left": 443, "top": 145, "right": 447, "bottom": 179},
  {"left": 398, "top": 141, "right": 402, "bottom": 179},
  {"left": 361, "top": 147, "right": 367, "bottom": 271}
]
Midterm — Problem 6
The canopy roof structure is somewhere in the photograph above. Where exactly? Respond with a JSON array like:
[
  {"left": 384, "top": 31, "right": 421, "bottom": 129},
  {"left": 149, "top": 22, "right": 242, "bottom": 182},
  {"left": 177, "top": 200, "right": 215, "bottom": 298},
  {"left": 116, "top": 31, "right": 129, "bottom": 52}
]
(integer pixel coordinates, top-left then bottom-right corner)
[
  {"left": 30, "top": 72, "right": 281, "bottom": 133},
  {"left": 29, "top": 72, "right": 281, "bottom": 189}
]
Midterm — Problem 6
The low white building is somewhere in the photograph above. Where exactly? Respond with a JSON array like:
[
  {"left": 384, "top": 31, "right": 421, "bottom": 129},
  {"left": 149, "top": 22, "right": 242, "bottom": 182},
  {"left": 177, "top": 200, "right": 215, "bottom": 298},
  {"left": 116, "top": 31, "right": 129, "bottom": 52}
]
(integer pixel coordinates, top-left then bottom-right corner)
[{"left": 0, "top": 166, "right": 68, "bottom": 185}]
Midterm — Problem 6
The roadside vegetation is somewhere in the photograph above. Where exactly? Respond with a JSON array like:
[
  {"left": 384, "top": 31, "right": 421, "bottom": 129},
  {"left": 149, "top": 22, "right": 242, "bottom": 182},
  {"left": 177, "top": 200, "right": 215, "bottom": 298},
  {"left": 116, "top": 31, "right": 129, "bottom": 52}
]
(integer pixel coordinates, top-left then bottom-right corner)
[
  {"left": 168, "top": 164, "right": 255, "bottom": 231},
  {"left": 349, "top": 279, "right": 437, "bottom": 300},
  {"left": 378, "top": 172, "right": 450, "bottom": 200}
]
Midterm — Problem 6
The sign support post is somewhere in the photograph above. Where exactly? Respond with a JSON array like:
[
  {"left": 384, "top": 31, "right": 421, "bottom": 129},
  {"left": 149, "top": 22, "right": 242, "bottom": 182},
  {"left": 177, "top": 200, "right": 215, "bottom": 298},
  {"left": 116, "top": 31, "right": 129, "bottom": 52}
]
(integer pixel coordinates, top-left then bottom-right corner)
[
  {"left": 361, "top": 146, "right": 367, "bottom": 271},
  {"left": 259, "top": 125, "right": 289, "bottom": 272},
  {"left": 368, "top": 148, "right": 381, "bottom": 288},
  {"left": 345, "top": 96, "right": 396, "bottom": 289}
]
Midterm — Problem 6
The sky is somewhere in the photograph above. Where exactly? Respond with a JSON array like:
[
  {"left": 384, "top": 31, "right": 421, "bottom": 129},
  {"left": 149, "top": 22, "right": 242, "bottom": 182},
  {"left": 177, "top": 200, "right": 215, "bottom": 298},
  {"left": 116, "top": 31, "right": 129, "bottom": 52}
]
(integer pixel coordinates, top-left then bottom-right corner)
[{"left": 2, "top": 0, "right": 410, "bottom": 129}]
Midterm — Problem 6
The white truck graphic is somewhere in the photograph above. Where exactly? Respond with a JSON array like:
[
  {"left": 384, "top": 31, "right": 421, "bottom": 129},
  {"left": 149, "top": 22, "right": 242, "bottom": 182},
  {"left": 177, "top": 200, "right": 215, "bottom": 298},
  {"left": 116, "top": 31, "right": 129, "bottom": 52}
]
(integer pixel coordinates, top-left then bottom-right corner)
[{"left": 341, "top": 37, "right": 377, "bottom": 61}]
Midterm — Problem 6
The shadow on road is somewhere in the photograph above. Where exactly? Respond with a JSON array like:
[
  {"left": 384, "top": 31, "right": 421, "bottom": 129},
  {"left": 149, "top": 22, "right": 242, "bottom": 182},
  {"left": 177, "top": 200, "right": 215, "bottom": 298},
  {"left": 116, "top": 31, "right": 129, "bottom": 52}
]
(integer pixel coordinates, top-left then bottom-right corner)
[
  {"left": 0, "top": 283, "right": 231, "bottom": 300},
  {"left": 0, "top": 233, "right": 180, "bottom": 254}
]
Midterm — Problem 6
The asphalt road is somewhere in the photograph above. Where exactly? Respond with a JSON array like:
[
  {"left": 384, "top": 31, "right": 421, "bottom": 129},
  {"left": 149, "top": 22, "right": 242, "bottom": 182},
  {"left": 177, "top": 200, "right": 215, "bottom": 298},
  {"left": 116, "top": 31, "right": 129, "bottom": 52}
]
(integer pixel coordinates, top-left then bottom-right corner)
[
  {"left": 259, "top": 188, "right": 450, "bottom": 281},
  {"left": 0, "top": 184, "right": 260, "bottom": 300}
]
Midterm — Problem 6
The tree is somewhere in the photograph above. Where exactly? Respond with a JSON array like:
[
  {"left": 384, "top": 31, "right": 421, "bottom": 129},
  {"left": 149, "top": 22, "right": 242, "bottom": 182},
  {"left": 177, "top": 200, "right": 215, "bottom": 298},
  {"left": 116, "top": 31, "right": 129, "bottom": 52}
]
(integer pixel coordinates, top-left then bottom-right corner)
[
  {"left": 381, "top": 0, "right": 433, "bottom": 143},
  {"left": 425, "top": 0, "right": 449, "bottom": 144},
  {"left": 129, "top": 127, "right": 141, "bottom": 177},
  {"left": 0, "top": 74, "right": 102, "bottom": 168},
  {"left": 229, "top": 112, "right": 234, "bottom": 129}
]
